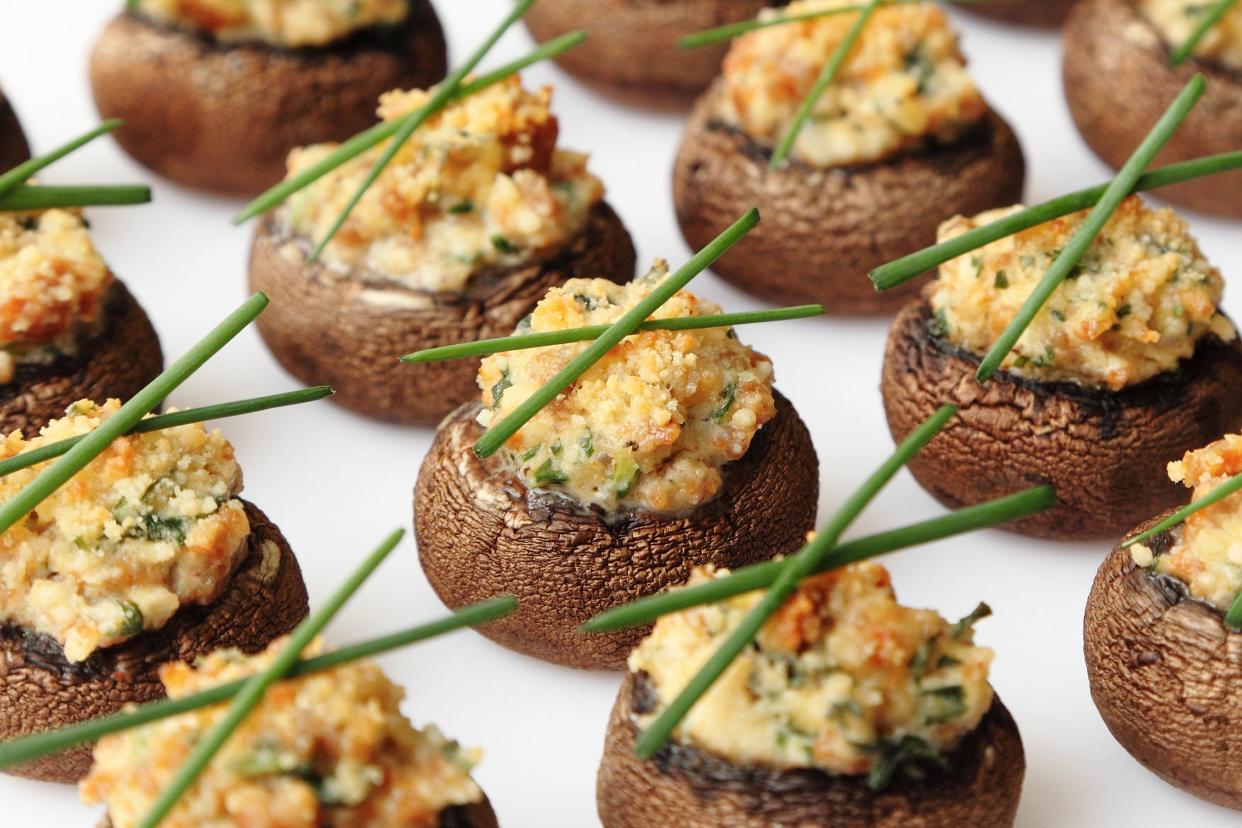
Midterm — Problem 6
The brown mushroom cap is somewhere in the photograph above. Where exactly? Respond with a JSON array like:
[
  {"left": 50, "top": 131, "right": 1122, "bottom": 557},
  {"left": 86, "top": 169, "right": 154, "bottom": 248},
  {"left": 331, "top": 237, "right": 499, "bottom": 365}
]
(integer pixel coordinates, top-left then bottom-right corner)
[
  {"left": 249, "top": 201, "right": 636, "bottom": 426},
  {"left": 523, "top": 0, "right": 781, "bottom": 109},
  {"left": 0, "top": 500, "right": 308, "bottom": 784},
  {"left": 0, "top": 88, "right": 30, "bottom": 172},
  {"left": 1064, "top": 0, "right": 1242, "bottom": 217},
  {"left": 413, "top": 391, "right": 818, "bottom": 671},
  {"left": 88, "top": 5, "right": 448, "bottom": 196},
  {"left": 0, "top": 279, "right": 164, "bottom": 440},
  {"left": 1084, "top": 513, "right": 1242, "bottom": 810},
  {"left": 596, "top": 670, "right": 1025, "bottom": 828},
  {"left": 672, "top": 83, "right": 1026, "bottom": 315},
  {"left": 962, "top": 0, "right": 1078, "bottom": 27},
  {"left": 881, "top": 299, "right": 1242, "bottom": 540}
]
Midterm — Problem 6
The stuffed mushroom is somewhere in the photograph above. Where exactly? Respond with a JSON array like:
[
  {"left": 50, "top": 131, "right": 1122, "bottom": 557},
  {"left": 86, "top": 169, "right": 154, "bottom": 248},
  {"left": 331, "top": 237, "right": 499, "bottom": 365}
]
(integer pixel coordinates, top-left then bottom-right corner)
[
  {"left": 673, "top": 0, "right": 1025, "bottom": 314},
  {"left": 0, "top": 87, "right": 30, "bottom": 172},
  {"left": 1084, "top": 435, "right": 1242, "bottom": 810},
  {"left": 882, "top": 196, "right": 1242, "bottom": 540},
  {"left": 89, "top": 0, "right": 448, "bottom": 195},
  {"left": 522, "top": 0, "right": 783, "bottom": 108},
  {"left": 1064, "top": 0, "right": 1242, "bottom": 217},
  {"left": 80, "top": 637, "right": 498, "bottom": 827},
  {"left": 0, "top": 400, "right": 309, "bottom": 783},
  {"left": 0, "top": 205, "right": 163, "bottom": 438},
  {"left": 249, "top": 75, "right": 636, "bottom": 426},
  {"left": 597, "top": 562, "right": 1025, "bottom": 827},
  {"left": 414, "top": 267, "right": 818, "bottom": 670},
  {"left": 963, "top": 0, "right": 1078, "bottom": 27}
]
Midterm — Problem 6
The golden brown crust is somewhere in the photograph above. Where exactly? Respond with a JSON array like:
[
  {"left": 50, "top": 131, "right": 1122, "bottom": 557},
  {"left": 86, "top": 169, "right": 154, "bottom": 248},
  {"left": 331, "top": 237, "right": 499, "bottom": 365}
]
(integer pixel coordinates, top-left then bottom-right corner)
[
  {"left": 248, "top": 201, "right": 636, "bottom": 426},
  {"left": 672, "top": 83, "right": 1026, "bottom": 315},
  {"left": 0, "top": 89, "right": 30, "bottom": 172},
  {"left": 88, "top": 6, "right": 448, "bottom": 196},
  {"left": 0, "top": 279, "right": 164, "bottom": 440},
  {"left": 96, "top": 795, "right": 500, "bottom": 828},
  {"left": 523, "top": 0, "right": 780, "bottom": 109},
  {"left": 0, "top": 501, "right": 308, "bottom": 784},
  {"left": 596, "top": 671, "right": 1024, "bottom": 827},
  {"left": 1084, "top": 514, "right": 1242, "bottom": 809},
  {"left": 1064, "top": 0, "right": 1242, "bottom": 217},
  {"left": 880, "top": 300, "right": 1242, "bottom": 540},
  {"left": 413, "top": 391, "right": 819, "bottom": 671},
  {"left": 962, "top": 0, "right": 1078, "bottom": 26}
]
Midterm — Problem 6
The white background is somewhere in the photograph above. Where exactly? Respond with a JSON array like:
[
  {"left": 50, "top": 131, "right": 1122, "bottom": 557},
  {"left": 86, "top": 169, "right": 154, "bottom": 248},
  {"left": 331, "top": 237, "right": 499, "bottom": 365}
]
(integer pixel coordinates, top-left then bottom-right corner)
[{"left": 0, "top": 2, "right": 1239, "bottom": 825}]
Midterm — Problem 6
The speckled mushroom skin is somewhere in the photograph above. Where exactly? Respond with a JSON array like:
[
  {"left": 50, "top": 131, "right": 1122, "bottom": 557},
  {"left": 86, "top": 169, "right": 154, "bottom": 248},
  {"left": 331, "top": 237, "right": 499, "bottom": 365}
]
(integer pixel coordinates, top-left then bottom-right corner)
[
  {"left": 0, "top": 89, "right": 30, "bottom": 172},
  {"left": 88, "top": 4, "right": 448, "bottom": 196},
  {"left": 96, "top": 798, "right": 500, "bottom": 828},
  {"left": 413, "top": 391, "right": 818, "bottom": 671},
  {"left": 248, "top": 202, "right": 636, "bottom": 426},
  {"left": 0, "top": 501, "right": 308, "bottom": 784},
  {"left": 881, "top": 300, "right": 1242, "bottom": 540},
  {"left": 596, "top": 671, "right": 1025, "bottom": 827},
  {"left": 672, "top": 83, "right": 1026, "bottom": 315},
  {"left": 0, "top": 279, "right": 164, "bottom": 440},
  {"left": 523, "top": 0, "right": 782, "bottom": 109},
  {"left": 1064, "top": 0, "right": 1242, "bottom": 217},
  {"left": 1084, "top": 516, "right": 1242, "bottom": 810},
  {"left": 963, "top": 0, "right": 1077, "bottom": 26}
]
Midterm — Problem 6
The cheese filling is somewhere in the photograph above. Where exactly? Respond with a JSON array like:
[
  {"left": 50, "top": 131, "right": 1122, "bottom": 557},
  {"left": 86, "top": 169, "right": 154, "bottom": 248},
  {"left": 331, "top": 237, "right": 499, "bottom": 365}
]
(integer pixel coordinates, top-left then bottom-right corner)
[
  {"left": 476, "top": 264, "right": 776, "bottom": 516},
  {"left": 0, "top": 400, "right": 250, "bottom": 663},
  {"left": 717, "top": 0, "right": 986, "bottom": 167},
  {"left": 1139, "top": 0, "right": 1242, "bottom": 70},
  {"left": 1131, "top": 434, "right": 1242, "bottom": 612},
  {"left": 0, "top": 208, "right": 114, "bottom": 385},
  {"left": 80, "top": 638, "right": 484, "bottom": 828},
  {"left": 281, "top": 75, "right": 604, "bottom": 294},
  {"left": 628, "top": 562, "right": 994, "bottom": 785},
  {"left": 132, "top": 0, "right": 409, "bottom": 47},
  {"left": 929, "top": 195, "right": 1233, "bottom": 391}
]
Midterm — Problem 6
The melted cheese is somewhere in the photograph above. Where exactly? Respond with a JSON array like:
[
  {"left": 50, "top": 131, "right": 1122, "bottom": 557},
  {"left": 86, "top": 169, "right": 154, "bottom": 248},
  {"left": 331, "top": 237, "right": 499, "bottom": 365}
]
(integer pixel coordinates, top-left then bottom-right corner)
[
  {"left": 133, "top": 0, "right": 408, "bottom": 47},
  {"left": 1140, "top": 0, "right": 1242, "bottom": 70}
]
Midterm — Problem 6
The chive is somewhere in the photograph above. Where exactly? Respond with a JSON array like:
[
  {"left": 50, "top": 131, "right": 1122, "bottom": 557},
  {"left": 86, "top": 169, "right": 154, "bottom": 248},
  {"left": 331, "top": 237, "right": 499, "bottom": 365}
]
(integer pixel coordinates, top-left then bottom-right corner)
[
  {"left": 633, "top": 404, "right": 956, "bottom": 759},
  {"left": 0, "top": 596, "right": 515, "bottom": 770},
  {"left": 870, "top": 150, "right": 1242, "bottom": 291},
  {"left": 307, "top": 0, "right": 538, "bottom": 260},
  {"left": 0, "top": 387, "right": 331, "bottom": 478},
  {"left": 580, "top": 484, "right": 1054, "bottom": 633},
  {"left": 1170, "top": 0, "right": 1237, "bottom": 65},
  {"left": 0, "top": 120, "right": 123, "bottom": 197},
  {"left": 233, "top": 31, "right": 586, "bottom": 224},
  {"left": 975, "top": 75, "right": 1205, "bottom": 383},
  {"left": 1226, "top": 591, "right": 1242, "bottom": 629},
  {"left": 770, "top": 0, "right": 882, "bottom": 170},
  {"left": 133, "top": 528, "right": 404, "bottom": 828},
  {"left": 0, "top": 184, "right": 151, "bottom": 210},
  {"left": 1123, "top": 471, "right": 1242, "bottom": 549},
  {"left": 473, "top": 209, "right": 761, "bottom": 459},
  {"left": 401, "top": 305, "right": 824, "bottom": 363},
  {"left": 0, "top": 294, "right": 267, "bottom": 538}
]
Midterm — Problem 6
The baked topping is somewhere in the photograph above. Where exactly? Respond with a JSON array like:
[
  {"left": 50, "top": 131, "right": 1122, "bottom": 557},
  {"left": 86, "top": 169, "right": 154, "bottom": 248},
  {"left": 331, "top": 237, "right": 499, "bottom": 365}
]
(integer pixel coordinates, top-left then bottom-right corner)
[
  {"left": 1131, "top": 434, "right": 1242, "bottom": 612},
  {"left": 132, "top": 0, "right": 408, "bottom": 48},
  {"left": 0, "top": 399, "right": 250, "bottom": 662},
  {"left": 281, "top": 75, "right": 603, "bottom": 293},
  {"left": 717, "top": 0, "right": 985, "bottom": 167},
  {"left": 628, "top": 562, "right": 993, "bottom": 783},
  {"left": 0, "top": 208, "right": 113, "bottom": 384},
  {"left": 1139, "top": 0, "right": 1242, "bottom": 70},
  {"left": 476, "top": 264, "right": 776, "bottom": 516},
  {"left": 80, "top": 638, "right": 483, "bottom": 828},
  {"left": 929, "top": 195, "right": 1233, "bottom": 391}
]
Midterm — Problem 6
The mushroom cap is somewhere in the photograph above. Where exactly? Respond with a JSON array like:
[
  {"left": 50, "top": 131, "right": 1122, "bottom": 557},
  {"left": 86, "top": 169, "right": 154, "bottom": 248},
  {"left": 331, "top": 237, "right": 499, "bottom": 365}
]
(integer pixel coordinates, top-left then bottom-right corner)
[
  {"left": 962, "top": 0, "right": 1078, "bottom": 27},
  {"left": 0, "top": 88, "right": 30, "bottom": 172},
  {"left": 880, "top": 299, "right": 1242, "bottom": 540},
  {"left": 672, "top": 83, "right": 1026, "bottom": 315},
  {"left": 88, "top": 5, "right": 448, "bottom": 196},
  {"left": 96, "top": 796, "right": 499, "bottom": 828},
  {"left": 248, "top": 201, "right": 636, "bottom": 426},
  {"left": 1084, "top": 513, "right": 1242, "bottom": 810},
  {"left": 596, "top": 670, "right": 1025, "bottom": 828},
  {"left": 1064, "top": 0, "right": 1242, "bottom": 217},
  {"left": 0, "top": 278, "right": 164, "bottom": 440},
  {"left": 413, "top": 391, "right": 819, "bottom": 671},
  {"left": 0, "top": 500, "right": 309, "bottom": 784},
  {"left": 522, "top": 0, "right": 780, "bottom": 109}
]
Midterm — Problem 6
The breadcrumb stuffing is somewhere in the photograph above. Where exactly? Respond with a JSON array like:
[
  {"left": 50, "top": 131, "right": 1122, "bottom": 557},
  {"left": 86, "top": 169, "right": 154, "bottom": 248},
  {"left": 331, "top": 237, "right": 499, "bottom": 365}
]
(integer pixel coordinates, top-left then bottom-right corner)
[
  {"left": 133, "top": 0, "right": 408, "bottom": 47},
  {"left": 1140, "top": 0, "right": 1242, "bottom": 70}
]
